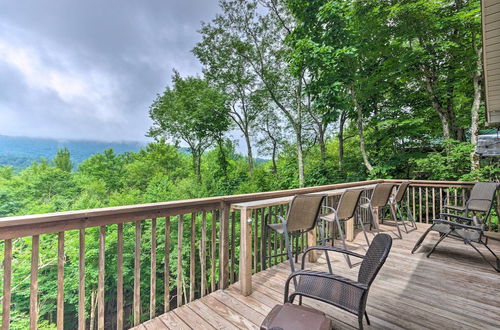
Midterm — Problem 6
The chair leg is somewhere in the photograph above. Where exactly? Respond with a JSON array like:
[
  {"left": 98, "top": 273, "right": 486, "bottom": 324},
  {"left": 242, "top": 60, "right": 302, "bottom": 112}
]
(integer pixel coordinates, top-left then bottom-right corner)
[
  {"left": 335, "top": 218, "right": 353, "bottom": 268},
  {"left": 358, "top": 216, "right": 371, "bottom": 246},
  {"left": 411, "top": 224, "right": 434, "bottom": 254},
  {"left": 319, "top": 219, "right": 334, "bottom": 274},
  {"left": 395, "top": 204, "right": 409, "bottom": 233},
  {"left": 468, "top": 241, "right": 500, "bottom": 272},
  {"left": 358, "top": 313, "right": 364, "bottom": 330},
  {"left": 390, "top": 204, "right": 403, "bottom": 239},
  {"left": 365, "top": 311, "right": 370, "bottom": 325},
  {"left": 284, "top": 230, "right": 297, "bottom": 288},
  {"left": 369, "top": 206, "right": 381, "bottom": 235},
  {"left": 406, "top": 203, "right": 417, "bottom": 229},
  {"left": 263, "top": 224, "right": 268, "bottom": 270},
  {"left": 426, "top": 230, "right": 452, "bottom": 258}
]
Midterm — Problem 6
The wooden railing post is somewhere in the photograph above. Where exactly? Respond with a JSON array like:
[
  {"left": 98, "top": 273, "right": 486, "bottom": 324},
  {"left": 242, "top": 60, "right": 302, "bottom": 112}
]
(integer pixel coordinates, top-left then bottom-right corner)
[
  {"left": 239, "top": 206, "right": 252, "bottom": 296},
  {"left": 219, "top": 202, "right": 230, "bottom": 290}
]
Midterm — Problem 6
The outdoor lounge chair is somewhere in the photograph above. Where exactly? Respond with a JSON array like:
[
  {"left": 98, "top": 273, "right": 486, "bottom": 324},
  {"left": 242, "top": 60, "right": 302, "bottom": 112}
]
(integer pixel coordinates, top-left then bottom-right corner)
[
  {"left": 411, "top": 182, "right": 499, "bottom": 272},
  {"left": 360, "top": 183, "right": 398, "bottom": 238},
  {"left": 263, "top": 194, "right": 327, "bottom": 280},
  {"left": 284, "top": 233, "right": 393, "bottom": 330},
  {"left": 319, "top": 189, "right": 364, "bottom": 269}
]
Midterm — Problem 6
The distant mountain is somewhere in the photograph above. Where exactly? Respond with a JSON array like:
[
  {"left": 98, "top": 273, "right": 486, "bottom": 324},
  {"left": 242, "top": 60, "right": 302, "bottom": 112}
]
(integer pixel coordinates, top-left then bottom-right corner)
[{"left": 0, "top": 135, "right": 146, "bottom": 169}]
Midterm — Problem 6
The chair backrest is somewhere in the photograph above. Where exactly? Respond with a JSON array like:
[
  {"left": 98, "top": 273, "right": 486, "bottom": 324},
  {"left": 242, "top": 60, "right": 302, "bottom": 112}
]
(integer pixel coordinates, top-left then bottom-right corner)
[
  {"left": 286, "top": 194, "right": 327, "bottom": 232},
  {"left": 358, "top": 233, "right": 392, "bottom": 286},
  {"left": 394, "top": 181, "right": 410, "bottom": 203},
  {"left": 370, "top": 183, "right": 397, "bottom": 207},
  {"left": 467, "top": 182, "right": 499, "bottom": 213},
  {"left": 336, "top": 189, "right": 363, "bottom": 220}
]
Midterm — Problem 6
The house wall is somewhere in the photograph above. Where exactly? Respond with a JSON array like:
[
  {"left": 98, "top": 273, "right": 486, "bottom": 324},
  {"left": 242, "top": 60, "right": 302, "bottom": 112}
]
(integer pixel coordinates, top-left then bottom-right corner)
[{"left": 483, "top": 0, "right": 500, "bottom": 126}]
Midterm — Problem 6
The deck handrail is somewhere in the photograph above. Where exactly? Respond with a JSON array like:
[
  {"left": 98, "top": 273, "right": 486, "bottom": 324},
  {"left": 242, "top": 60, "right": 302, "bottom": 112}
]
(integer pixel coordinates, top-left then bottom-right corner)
[{"left": 0, "top": 179, "right": 490, "bottom": 329}]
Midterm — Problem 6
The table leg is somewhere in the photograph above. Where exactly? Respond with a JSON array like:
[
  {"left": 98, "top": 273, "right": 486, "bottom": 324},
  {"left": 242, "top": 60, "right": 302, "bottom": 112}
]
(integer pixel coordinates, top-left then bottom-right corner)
[
  {"left": 307, "top": 230, "right": 318, "bottom": 262},
  {"left": 346, "top": 217, "right": 354, "bottom": 242}
]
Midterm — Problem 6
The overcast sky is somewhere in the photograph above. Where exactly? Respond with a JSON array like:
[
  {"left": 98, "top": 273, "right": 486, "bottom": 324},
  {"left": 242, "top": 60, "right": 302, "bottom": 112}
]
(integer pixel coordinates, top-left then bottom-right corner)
[{"left": 0, "top": 0, "right": 221, "bottom": 143}]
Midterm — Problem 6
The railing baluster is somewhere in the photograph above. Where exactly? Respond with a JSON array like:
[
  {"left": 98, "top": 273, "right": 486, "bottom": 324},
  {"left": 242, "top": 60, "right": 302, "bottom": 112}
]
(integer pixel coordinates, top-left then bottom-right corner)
[
  {"left": 189, "top": 214, "right": 195, "bottom": 303},
  {"left": 412, "top": 187, "right": 416, "bottom": 222},
  {"left": 210, "top": 211, "right": 216, "bottom": 292},
  {"left": 2, "top": 239, "right": 12, "bottom": 329},
  {"left": 439, "top": 188, "right": 443, "bottom": 214},
  {"left": 220, "top": 204, "right": 230, "bottom": 290},
  {"left": 30, "top": 235, "right": 39, "bottom": 329},
  {"left": 454, "top": 189, "right": 458, "bottom": 214},
  {"left": 116, "top": 224, "right": 123, "bottom": 330},
  {"left": 57, "top": 232, "right": 64, "bottom": 330},
  {"left": 432, "top": 188, "right": 436, "bottom": 220},
  {"left": 98, "top": 226, "right": 105, "bottom": 330},
  {"left": 279, "top": 204, "right": 284, "bottom": 262},
  {"left": 260, "top": 208, "right": 265, "bottom": 272},
  {"left": 134, "top": 221, "right": 142, "bottom": 325},
  {"left": 164, "top": 217, "right": 171, "bottom": 313},
  {"left": 253, "top": 209, "right": 258, "bottom": 274},
  {"left": 201, "top": 212, "right": 207, "bottom": 297},
  {"left": 230, "top": 212, "right": 236, "bottom": 284},
  {"left": 150, "top": 218, "right": 157, "bottom": 319},
  {"left": 425, "top": 188, "right": 429, "bottom": 223},
  {"left": 177, "top": 214, "right": 184, "bottom": 307},
  {"left": 419, "top": 187, "right": 422, "bottom": 223}
]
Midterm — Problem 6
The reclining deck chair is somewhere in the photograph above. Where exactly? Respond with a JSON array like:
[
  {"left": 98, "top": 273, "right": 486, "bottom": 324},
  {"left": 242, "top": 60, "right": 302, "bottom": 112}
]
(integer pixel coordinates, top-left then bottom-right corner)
[
  {"left": 284, "top": 234, "right": 393, "bottom": 330},
  {"left": 319, "top": 189, "right": 364, "bottom": 269},
  {"left": 412, "top": 182, "right": 499, "bottom": 272},
  {"left": 263, "top": 194, "right": 327, "bottom": 285}
]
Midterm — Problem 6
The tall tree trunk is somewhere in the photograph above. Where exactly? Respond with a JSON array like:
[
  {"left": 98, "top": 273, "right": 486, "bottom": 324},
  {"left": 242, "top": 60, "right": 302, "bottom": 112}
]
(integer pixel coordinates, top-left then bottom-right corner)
[
  {"left": 338, "top": 110, "right": 347, "bottom": 173},
  {"left": 244, "top": 132, "right": 254, "bottom": 174},
  {"left": 471, "top": 45, "right": 483, "bottom": 170},
  {"left": 318, "top": 126, "right": 326, "bottom": 164},
  {"left": 271, "top": 143, "right": 277, "bottom": 175},
  {"left": 351, "top": 85, "right": 373, "bottom": 172},
  {"left": 192, "top": 151, "right": 202, "bottom": 183},
  {"left": 296, "top": 129, "right": 305, "bottom": 187}
]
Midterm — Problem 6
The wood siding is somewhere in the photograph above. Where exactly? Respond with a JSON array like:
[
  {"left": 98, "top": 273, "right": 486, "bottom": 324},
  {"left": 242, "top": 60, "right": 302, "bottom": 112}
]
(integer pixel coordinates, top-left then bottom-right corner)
[{"left": 483, "top": 0, "right": 500, "bottom": 126}]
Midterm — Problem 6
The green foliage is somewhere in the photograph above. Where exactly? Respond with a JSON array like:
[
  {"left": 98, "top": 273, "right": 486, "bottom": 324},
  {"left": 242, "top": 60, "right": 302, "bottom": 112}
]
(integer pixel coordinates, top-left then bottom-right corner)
[{"left": 53, "top": 148, "right": 73, "bottom": 172}]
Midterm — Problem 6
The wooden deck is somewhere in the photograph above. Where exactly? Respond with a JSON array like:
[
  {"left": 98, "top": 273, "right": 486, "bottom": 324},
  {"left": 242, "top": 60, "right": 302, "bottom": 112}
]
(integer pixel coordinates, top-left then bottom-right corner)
[{"left": 135, "top": 224, "right": 500, "bottom": 330}]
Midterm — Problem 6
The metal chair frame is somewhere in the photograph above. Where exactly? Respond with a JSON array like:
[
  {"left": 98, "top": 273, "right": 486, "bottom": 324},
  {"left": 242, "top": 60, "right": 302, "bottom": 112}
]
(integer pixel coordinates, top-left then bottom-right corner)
[
  {"left": 263, "top": 194, "right": 327, "bottom": 287},
  {"left": 386, "top": 181, "right": 417, "bottom": 236},
  {"left": 359, "top": 183, "right": 397, "bottom": 239},
  {"left": 412, "top": 182, "right": 499, "bottom": 272},
  {"left": 318, "top": 189, "right": 364, "bottom": 269},
  {"left": 284, "top": 234, "right": 393, "bottom": 330}
]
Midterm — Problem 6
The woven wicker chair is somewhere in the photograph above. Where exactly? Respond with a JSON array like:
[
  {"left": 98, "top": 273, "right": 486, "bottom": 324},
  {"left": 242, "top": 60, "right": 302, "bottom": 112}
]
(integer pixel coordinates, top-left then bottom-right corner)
[
  {"left": 360, "top": 183, "right": 397, "bottom": 239},
  {"left": 412, "top": 182, "right": 499, "bottom": 271},
  {"left": 263, "top": 194, "right": 327, "bottom": 282},
  {"left": 284, "top": 234, "right": 393, "bottom": 330},
  {"left": 387, "top": 181, "right": 417, "bottom": 236},
  {"left": 319, "top": 189, "right": 363, "bottom": 269}
]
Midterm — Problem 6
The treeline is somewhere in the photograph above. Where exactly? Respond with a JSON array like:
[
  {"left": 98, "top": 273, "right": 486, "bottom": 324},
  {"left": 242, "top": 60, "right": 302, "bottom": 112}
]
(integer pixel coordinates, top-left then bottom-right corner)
[{"left": 1, "top": 0, "right": 500, "bottom": 328}]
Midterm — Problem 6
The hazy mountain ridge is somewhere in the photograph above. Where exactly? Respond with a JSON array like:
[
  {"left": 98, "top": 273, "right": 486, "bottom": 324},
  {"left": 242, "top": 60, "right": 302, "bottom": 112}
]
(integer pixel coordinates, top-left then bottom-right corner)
[{"left": 0, "top": 135, "right": 146, "bottom": 169}]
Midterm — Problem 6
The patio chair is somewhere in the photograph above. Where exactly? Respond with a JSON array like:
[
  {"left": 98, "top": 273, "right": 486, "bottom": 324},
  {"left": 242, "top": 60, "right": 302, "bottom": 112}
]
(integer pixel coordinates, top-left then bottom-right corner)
[
  {"left": 284, "top": 233, "right": 393, "bottom": 330},
  {"left": 360, "top": 183, "right": 398, "bottom": 238},
  {"left": 263, "top": 194, "right": 327, "bottom": 282},
  {"left": 387, "top": 181, "right": 417, "bottom": 235},
  {"left": 411, "top": 182, "right": 499, "bottom": 272},
  {"left": 319, "top": 189, "right": 364, "bottom": 269}
]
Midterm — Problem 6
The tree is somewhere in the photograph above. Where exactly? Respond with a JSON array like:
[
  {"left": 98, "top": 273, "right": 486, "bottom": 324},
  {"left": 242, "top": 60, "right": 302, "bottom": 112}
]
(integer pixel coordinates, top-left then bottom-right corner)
[
  {"left": 194, "top": 24, "right": 262, "bottom": 175},
  {"left": 53, "top": 147, "right": 73, "bottom": 172},
  {"left": 148, "top": 72, "right": 231, "bottom": 182}
]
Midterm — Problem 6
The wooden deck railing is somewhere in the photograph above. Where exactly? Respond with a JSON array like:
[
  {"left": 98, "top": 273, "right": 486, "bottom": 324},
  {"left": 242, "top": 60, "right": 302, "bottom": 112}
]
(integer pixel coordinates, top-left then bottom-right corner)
[{"left": 0, "top": 179, "right": 497, "bottom": 329}]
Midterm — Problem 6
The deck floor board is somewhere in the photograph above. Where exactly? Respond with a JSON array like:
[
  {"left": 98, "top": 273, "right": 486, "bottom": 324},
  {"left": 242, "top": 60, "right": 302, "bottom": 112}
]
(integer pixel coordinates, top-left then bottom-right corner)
[{"left": 136, "top": 224, "right": 500, "bottom": 329}]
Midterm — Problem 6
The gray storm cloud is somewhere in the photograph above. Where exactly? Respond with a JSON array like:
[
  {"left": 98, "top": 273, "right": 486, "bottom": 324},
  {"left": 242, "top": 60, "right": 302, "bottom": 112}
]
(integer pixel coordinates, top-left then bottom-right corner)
[{"left": 0, "top": 0, "right": 220, "bottom": 142}]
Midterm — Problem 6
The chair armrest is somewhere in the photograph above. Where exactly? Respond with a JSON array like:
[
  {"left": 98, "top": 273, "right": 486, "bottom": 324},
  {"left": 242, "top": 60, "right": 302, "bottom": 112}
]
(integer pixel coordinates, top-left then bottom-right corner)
[
  {"left": 433, "top": 218, "right": 482, "bottom": 231},
  {"left": 265, "top": 213, "right": 286, "bottom": 226},
  {"left": 439, "top": 213, "right": 474, "bottom": 222},
  {"left": 301, "top": 246, "right": 365, "bottom": 269},
  {"left": 284, "top": 270, "right": 368, "bottom": 303}
]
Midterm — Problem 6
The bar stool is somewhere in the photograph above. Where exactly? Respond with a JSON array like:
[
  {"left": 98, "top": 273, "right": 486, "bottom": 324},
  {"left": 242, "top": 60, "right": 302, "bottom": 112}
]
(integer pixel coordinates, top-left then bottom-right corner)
[
  {"left": 319, "top": 189, "right": 363, "bottom": 269},
  {"left": 389, "top": 181, "right": 417, "bottom": 234},
  {"left": 263, "top": 194, "right": 326, "bottom": 285},
  {"left": 360, "top": 183, "right": 397, "bottom": 240}
]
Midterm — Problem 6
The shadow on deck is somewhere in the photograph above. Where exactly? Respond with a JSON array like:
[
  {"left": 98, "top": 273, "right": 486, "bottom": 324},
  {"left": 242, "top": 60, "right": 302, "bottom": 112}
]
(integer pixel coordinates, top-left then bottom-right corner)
[{"left": 136, "top": 224, "right": 500, "bottom": 329}]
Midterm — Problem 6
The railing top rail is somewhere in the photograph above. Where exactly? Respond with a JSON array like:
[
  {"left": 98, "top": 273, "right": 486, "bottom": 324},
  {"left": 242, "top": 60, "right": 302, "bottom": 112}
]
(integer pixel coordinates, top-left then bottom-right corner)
[
  {"left": 0, "top": 179, "right": 383, "bottom": 229},
  {"left": 0, "top": 179, "right": 485, "bottom": 239}
]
